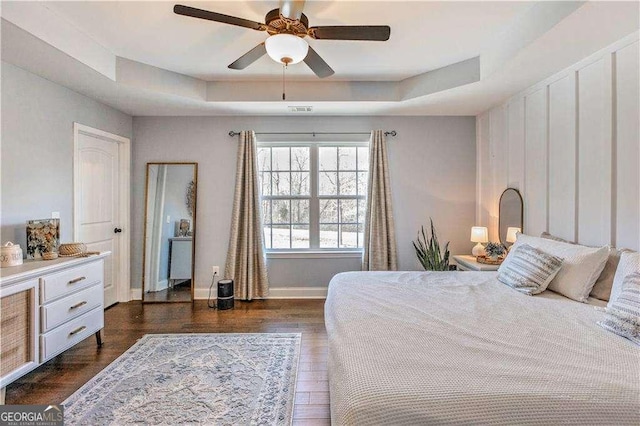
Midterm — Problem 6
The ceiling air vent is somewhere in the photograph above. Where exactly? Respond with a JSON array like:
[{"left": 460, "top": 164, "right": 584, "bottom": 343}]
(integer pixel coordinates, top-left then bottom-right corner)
[{"left": 288, "top": 106, "right": 313, "bottom": 113}]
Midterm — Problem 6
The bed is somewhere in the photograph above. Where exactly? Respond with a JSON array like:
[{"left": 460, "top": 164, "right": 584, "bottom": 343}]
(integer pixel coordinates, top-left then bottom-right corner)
[{"left": 325, "top": 271, "right": 640, "bottom": 425}]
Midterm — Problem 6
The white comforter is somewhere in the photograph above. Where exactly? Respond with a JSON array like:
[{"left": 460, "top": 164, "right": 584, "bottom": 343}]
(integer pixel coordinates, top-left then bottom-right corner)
[{"left": 325, "top": 271, "right": 640, "bottom": 425}]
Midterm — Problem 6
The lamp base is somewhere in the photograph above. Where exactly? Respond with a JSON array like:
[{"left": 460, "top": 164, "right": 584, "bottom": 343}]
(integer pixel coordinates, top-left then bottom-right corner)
[{"left": 472, "top": 242, "right": 486, "bottom": 257}]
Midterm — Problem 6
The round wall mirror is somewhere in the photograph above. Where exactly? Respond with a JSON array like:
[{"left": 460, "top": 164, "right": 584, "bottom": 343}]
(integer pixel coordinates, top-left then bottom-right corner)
[{"left": 499, "top": 188, "right": 523, "bottom": 245}]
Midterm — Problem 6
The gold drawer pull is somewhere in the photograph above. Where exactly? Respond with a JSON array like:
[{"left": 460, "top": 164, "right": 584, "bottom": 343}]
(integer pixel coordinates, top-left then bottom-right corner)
[
  {"left": 68, "top": 276, "right": 86, "bottom": 284},
  {"left": 69, "top": 326, "right": 87, "bottom": 336},
  {"left": 70, "top": 301, "right": 87, "bottom": 310}
]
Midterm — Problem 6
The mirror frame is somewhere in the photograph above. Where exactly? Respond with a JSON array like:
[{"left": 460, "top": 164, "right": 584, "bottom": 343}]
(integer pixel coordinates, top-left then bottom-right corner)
[
  {"left": 498, "top": 188, "right": 523, "bottom": 245},
  {"left": 142, "top": 162, "right": 198, "bottom": 303}
]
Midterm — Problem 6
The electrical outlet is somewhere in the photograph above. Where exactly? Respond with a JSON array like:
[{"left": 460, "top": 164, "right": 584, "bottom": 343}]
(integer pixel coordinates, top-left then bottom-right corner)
[
  {"left": 212, "top": 266, "right": 220, "bottom": 276},
  {"left": 51, "top": 211, "right": 60, "bottom": 219}
]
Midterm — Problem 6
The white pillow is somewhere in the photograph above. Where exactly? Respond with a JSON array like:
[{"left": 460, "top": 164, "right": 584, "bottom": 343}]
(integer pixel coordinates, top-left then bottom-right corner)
[
  {"left": 500, "top": 233, "right": 609, "bottom": 302},
  {"left": 609, "top": 251, "right": 640, "bottom": 306},
  {"left": 540, "top": 232, "right": 624, "bottom": 301}
]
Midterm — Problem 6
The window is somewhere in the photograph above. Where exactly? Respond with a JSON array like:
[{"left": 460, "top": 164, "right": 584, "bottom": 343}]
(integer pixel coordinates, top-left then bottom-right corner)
[{"left": 258, "top": 142, "right": 369, "bottom": 250}]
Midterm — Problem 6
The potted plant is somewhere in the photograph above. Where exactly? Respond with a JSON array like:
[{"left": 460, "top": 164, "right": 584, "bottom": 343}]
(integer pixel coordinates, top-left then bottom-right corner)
[
  {"left": 413, "top": 218, "right": 450, "bottom": 271},
  {"left": 484, "top": 242, "right": 506, "bottom": 261}
]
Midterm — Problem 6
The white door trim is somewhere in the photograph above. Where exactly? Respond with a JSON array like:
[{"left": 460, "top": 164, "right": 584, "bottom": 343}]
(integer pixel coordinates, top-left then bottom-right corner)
[{"left": 73, "top": 122, "right": 131, "bottom": 303}]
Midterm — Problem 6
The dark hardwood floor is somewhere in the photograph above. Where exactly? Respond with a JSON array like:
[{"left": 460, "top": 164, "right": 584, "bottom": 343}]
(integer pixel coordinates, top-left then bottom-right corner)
[{"left": 6, "top": 299, "right": 330, "bottom": 425}]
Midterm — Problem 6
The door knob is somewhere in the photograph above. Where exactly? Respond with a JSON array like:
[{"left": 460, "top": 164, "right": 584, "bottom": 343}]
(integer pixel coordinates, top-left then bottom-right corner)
[{"left": 114, "top": 228, "right": 123, "bottom": 233}]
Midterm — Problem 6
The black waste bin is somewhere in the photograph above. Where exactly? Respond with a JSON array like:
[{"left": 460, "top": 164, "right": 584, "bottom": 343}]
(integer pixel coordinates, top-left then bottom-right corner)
[{"left": 217, "top": 279, "right": 234, "bottom": 310}]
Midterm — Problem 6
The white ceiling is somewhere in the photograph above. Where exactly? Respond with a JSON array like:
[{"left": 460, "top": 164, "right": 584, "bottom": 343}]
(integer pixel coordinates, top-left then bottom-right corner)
[
  {"left": 1, "top": 1, "right": 639, "bottom": 116},
  {"left": 43, "top": 1, "right": 532, "bottom": 81}
]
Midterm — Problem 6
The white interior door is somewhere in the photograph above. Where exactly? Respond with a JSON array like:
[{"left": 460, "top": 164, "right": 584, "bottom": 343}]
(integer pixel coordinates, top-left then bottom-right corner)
[{"left": 75, "top": 127, "right": 125, "bottom": 307}]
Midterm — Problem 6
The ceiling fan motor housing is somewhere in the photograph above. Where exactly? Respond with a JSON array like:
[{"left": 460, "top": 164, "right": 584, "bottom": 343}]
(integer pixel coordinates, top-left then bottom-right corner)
[{"left": 265, "top": 8, "right": 309, "bottom": 37}]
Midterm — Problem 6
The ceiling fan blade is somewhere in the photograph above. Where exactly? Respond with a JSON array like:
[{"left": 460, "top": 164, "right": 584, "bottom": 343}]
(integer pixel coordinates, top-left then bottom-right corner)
[
  {"left": 309, "top": 26, "right": 390, "bottom": 41},
  {"left": 303, "top": 46, "right": 334, "bottom": 78},
  {"left": 174, "top": 4, "right": 264, "bottom": 31},
  {"left": 280, "top": 0, "right": 306, "bottom": 20},
  {"left": 228, "top": 43, "right": 267, "bottom": 70}
]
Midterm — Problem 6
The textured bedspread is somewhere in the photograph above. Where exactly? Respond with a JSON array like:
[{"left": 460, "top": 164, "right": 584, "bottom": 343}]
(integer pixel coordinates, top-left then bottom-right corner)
[{"left": 325, "top": 271, "right": 640, "bottom": 425}]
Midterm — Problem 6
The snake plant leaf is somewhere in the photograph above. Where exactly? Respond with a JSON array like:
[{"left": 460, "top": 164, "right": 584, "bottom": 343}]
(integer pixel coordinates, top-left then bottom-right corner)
[{"left": 413, "top": 218, "right": 450, "bottom": 271}]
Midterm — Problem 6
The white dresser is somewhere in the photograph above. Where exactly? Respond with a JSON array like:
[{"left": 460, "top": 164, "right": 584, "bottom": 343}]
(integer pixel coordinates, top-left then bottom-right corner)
[
  {"left": 0, "top": 253, "right": 109, "bottom": 400},
  {"left": 169, "top": 237, "right": 192, "bottom": 286}
]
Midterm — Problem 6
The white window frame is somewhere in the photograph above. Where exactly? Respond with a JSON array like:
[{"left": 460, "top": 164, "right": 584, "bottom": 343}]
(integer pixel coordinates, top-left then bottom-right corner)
[{"left": 258, "top": 140, "right": 369, "bottom": 256}]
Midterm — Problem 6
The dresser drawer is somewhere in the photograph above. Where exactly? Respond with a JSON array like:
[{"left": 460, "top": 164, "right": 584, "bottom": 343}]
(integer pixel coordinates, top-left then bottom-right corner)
[
  {"left": 40, "top": 260, "right": 103, "bottom": 303},
  {"left": 40, "top": 307, "right": 103, "bottom": 362},
  {"left": 40, "top": 283, "right": 103, "bottom": 333}
]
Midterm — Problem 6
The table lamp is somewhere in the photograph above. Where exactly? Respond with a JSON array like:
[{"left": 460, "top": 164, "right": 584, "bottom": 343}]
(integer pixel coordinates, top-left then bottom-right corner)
[
  {"left": 471, "top": 226, "right": 489, "bottom": 257},
  {"left": 506, "top": 227, "right": 521, "bottom": 244}
]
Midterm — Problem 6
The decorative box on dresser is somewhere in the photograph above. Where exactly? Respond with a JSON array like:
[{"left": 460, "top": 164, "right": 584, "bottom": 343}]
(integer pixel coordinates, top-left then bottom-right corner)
[{"left": 0, "top": 252, "right": 109, "bottom": 403}]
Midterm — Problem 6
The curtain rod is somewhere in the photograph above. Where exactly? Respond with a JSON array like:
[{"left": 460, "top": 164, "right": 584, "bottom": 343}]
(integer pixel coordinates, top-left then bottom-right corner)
[{"left": 227, "top": 130, "right": 397, "bottom": 137}]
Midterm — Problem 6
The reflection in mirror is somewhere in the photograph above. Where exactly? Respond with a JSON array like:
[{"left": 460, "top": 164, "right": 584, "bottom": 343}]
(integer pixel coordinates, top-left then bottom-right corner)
[
  {"left": 499, "top": 188, "right": 523, "bottom": 246},
  {"left": 143, "top": 163, "right": 197, "bottom": 303}
]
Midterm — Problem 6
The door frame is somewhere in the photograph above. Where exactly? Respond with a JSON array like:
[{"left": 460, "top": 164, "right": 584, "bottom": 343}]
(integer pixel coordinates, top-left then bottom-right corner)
[{"left": 73, "top": 122, "right": 131, "bottom": 303}]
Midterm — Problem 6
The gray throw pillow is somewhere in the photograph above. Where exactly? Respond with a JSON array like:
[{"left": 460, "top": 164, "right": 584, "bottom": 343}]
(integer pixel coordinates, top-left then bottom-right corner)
[
  {"left": 599, "top": 272, "right": 640, "bottom": 346},
  {"left": 498, "top": 244, "right": 563, "bottom": 295}
]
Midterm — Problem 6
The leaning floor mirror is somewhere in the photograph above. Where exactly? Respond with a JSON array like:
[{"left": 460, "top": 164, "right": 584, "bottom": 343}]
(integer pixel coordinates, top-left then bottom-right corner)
[{"left": 142, "top": 163, "right": 197, "bottom": 303}]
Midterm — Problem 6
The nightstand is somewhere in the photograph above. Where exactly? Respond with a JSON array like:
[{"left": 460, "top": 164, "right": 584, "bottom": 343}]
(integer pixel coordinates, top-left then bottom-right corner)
[{"left": 452, "top": 255, "right": 500, "bottom": 271}]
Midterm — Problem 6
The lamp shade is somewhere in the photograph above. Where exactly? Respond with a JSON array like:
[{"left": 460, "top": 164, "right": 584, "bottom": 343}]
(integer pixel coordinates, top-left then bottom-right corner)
[
  {"left": 265, "top": 34, "right": 309, "bottom": 65},
  {"left": 506, "top": 227, "right": 521, "bottom": 243},
  {"left": 470, "top": 226, "right": 489, "bottom": 243}
]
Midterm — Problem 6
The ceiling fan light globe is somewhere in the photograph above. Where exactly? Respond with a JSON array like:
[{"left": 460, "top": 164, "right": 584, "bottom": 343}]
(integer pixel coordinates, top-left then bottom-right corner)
[{"left": 265, "top": 34, "right": 309, "bottom": 65}]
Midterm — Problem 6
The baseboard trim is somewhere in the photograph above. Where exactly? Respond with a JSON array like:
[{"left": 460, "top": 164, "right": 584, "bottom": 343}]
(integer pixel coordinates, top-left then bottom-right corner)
[
  {"left": 266, "top": 287, "right": 328, "bottom": 299},
  {"left": 130, "top": 287, "right": 327, "bottom": 301},
  {"left": 130, "top": 289, "right": 142, "bottom": 301},
  {"left": 192, "top": 286, "right": 327, "bottom": 300}
]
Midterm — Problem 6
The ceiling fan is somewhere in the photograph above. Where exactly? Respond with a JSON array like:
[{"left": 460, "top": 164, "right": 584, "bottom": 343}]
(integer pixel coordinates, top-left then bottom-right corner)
[{"left": 173, "top": 1, "right": 391, "bottom": 78}]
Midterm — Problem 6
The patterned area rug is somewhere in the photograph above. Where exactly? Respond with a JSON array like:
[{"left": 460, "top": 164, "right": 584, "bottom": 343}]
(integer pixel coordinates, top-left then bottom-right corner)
[{"left": 63, "top": 333, "right": 301, "bottom": 425}]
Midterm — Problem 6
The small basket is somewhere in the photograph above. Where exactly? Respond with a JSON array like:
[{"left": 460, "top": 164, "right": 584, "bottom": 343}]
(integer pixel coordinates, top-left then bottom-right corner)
[
  {"left": 59, "top": 243, "right": 99, "bottom": 258},
  {"left": 476, "top": 256, "right": 504, "bottom": 265},
  {"left": 42, "top": 252, "right": 58, "bottom": 261},
  {"left": 59, "top": 243, "right": 87, "bottom": 257}
]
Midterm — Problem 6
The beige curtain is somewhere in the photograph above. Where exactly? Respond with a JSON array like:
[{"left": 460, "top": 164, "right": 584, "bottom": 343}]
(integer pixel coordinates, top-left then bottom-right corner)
[
  {"left": 224, "top": 131, "right": 269, "bottom": 300},
  {"left": 363, "top": 130, "right": 398, "bottom": 271}
]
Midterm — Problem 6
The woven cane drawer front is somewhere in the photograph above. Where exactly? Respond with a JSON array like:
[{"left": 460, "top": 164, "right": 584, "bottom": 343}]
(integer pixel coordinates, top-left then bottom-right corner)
[
  {"left": 40, "top": 306, "right": 103, "bottom": 362},
  {"left": 40, "top": 260, "right": 103, "bottom": 303},
  {"left": 0, "top": 287, "right": 33, "bottom": 377},
  {"left": 41, "top": 283, "right": 103, "bottom": 333}
]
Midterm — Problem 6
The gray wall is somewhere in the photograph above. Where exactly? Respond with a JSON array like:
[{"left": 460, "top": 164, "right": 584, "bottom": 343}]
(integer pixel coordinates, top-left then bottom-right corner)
[
  {"left": 1, "top": 62, "right": 133, "bottom": 248},
  {"left": 132, "top": 116, "right": 476, "bottom": 292}
]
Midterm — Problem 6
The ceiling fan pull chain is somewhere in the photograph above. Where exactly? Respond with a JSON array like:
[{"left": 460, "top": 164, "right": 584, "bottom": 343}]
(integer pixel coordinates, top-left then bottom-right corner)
[{"left": 282, "top": 64, "right": 286, "bottom": 101}]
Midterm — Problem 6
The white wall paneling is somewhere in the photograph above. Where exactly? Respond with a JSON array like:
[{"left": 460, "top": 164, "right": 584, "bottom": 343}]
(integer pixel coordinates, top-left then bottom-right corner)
[
  {"left": 524, "top": 88, "right": 548, "bottom": 238},
  {"left": 548, "top": 73, "right": 577, "bottom": 242},
  {"left": 476, "top": 31, "right": 639, "bottom": 250},
  {"left": 615, "top": 40, "right": 640, "bottom": 251},
  {"left": 506, "top": 98, "right": 525, "bottom": 191},
  {"left": 488, "top": 106, "right": 508, "bottom": 242},
  {"left": 577, "top": 56, "right": 613, "bottom": 247}
]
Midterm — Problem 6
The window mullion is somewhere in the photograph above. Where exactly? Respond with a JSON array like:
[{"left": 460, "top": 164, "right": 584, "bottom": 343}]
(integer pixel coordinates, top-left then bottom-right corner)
[{"left": 309, "top": 145, "right": 320, "bottom": 249}]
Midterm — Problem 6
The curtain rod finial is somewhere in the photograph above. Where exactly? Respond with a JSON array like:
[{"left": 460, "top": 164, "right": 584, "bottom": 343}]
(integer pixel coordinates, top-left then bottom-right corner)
[{"left": 229, "top": 131, "right": 237, "bottom": 137}]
